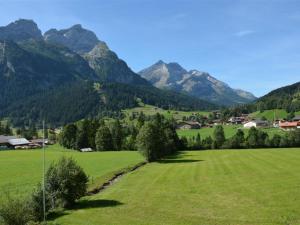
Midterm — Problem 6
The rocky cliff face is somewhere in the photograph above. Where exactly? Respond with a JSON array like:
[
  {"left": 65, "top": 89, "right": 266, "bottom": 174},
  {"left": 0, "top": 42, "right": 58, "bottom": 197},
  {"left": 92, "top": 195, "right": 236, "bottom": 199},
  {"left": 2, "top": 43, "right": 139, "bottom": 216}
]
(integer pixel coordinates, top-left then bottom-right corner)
[
  {"left": 44, "top": 24, "right": 101, "bottom": 54},
  {"left": 0, "top": 19, "right": 42, "bottom": 42},
  {"left": 139, "top": 61, "right": 257, "bottom": 105},
  {"left": 44, "top": 23, "right": 149, "bottom": 85}
]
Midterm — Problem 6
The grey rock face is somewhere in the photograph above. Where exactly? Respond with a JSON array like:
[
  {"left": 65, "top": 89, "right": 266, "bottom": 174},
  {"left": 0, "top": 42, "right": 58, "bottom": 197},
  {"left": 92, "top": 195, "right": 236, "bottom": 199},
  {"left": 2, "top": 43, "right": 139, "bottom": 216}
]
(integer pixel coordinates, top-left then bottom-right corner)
[
  {"left": 139, "top": 61, "right": 257, "bottom": 105},
  {"left": 44, "top": 24, "right": 101, "bottom": 54},
  {"left": 84, "top": 43, "right": 149, "bottom": 85},
  {"left": 0, "top": 19, "right": 42, "bottom": 42}
]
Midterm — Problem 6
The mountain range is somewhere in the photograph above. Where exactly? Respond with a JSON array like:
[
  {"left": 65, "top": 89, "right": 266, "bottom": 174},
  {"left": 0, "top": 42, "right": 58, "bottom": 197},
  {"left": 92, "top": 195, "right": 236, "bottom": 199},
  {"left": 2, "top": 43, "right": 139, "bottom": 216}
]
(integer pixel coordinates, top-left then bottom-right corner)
[
  {"left": 0, "top": 19, "right": 215, "bottom": 125},
  {"left": 139, "top": 60, "right": 256, "bottom": 106}
]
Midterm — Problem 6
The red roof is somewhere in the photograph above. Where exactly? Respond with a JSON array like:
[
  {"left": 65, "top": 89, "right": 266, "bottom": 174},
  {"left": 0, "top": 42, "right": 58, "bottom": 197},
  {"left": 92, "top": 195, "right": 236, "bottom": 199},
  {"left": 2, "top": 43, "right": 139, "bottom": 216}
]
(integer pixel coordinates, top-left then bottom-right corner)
[{"left": 279, "top": 121, "right": 300, "bottom": 127}]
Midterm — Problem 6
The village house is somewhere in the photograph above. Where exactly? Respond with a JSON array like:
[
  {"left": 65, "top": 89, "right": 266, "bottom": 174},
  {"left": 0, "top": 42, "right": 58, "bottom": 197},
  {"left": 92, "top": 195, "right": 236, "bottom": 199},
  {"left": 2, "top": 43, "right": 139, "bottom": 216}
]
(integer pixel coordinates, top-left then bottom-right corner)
[
  {"left": 0, "top": 135, "right": 17, "bottom": 149},
  {"left": 292, "top": 115, "right": 300, "bottom": 122},
  {"left": 279, "top": 121, "right": 300, "bottom": 130},
  {"left": 0, "top": 135, "right": 40, "bottom": 149},
  {"left": 177, "top": 121, "right": 201, "bottom": 130},
  {"left": 80, "top": 148, "right": 93, "bottom": 152},
  {"left": 228, "top": 117, "right": 244, "bottom": 124},
  {"left": 243, "top": 119, "right": 269, "bottom": 128}
]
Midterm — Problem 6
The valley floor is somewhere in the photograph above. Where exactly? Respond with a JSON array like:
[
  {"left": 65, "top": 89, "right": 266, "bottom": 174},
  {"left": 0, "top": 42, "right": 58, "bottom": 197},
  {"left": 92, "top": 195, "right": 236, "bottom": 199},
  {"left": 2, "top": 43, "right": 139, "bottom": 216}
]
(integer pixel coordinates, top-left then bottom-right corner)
[{"left": 55, "top": 148, "right": 300, "bottom": 225}]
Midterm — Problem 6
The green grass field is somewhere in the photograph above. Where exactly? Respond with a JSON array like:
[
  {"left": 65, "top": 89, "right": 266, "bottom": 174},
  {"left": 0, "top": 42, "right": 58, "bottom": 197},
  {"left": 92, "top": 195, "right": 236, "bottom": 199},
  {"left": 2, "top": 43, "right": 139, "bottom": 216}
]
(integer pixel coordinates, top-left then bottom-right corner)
[
  {"left": 250, "top": 109, "right": 300, "bottom": 121},
  {"left": 0, "top": 145, "right": 143, "bottom": 196},
  {"left": 55, "top": 148, "right": 300, "bottom": 225},
  {"left": 123, "top": 104, "right": 209, "bottom": 120},
  {"left": 177, "top": 125, "right": 285, "bottom": 139}
]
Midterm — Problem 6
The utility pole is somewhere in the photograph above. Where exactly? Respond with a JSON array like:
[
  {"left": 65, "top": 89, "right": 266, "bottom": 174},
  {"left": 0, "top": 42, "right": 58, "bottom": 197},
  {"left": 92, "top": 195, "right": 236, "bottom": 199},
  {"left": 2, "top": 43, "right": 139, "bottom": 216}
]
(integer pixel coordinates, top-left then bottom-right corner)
[{"left": 42, "top": 120, "right": 46, "bottom": 223}]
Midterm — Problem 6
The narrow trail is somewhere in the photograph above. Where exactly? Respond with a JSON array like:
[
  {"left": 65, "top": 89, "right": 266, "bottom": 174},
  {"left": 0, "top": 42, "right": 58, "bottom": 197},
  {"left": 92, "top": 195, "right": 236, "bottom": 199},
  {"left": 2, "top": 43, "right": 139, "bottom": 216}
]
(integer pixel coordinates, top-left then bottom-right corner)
[{"left": 87, "top": 161, "right": 147, "bottom": 195}]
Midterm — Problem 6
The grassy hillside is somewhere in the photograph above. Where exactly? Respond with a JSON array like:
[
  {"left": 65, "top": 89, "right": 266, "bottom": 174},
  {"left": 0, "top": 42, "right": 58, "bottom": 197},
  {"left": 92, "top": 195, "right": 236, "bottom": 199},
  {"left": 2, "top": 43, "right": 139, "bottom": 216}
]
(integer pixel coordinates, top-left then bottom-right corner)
[
  {"left": 0, "top": 145, "right": 143, "bottom": 195},
  {"left": 123, "top": 104, "right": 210, "bottom": 120},
  {"left": 254, "top": 81, "right": 300, "bottom": 112},
  {"left": 55, "top": 149, "right": 300, "bottom": 225},
  {"left": 250, "top": 109, "right": 300, "bottom": 121},
  {"left": 249, "top": 109, "right": 288, "bottom": 121},
  {"left": 177, "top": 125, "right": 285, "bottom": 139}
]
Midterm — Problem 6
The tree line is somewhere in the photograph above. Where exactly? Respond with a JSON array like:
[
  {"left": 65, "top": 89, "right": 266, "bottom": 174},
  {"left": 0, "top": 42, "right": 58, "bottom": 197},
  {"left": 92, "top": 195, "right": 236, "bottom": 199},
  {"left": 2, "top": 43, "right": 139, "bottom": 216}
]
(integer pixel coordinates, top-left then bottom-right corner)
[
  {"left": 185, "top": 125, "right": 300, "bottom": 150},
  {"left": 59, "top": 113, "right": 182, "bottom": 162},
  {"left": 60, "top": 113, "right": 300, "bottom": 161}
]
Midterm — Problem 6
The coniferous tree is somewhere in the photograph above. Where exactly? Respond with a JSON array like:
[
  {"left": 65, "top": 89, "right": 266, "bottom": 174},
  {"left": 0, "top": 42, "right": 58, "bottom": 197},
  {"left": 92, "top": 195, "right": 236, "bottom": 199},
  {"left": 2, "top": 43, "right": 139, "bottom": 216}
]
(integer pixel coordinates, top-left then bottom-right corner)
[
  {"left": 59, "top": 124, "right": 78, "bottom": 149},
  {"left": 213, "top": 125, "right": 225, "bottom": 148},
  {"left": 95, "top": 124, "right": 113, "bottom": 151},
  {"left": 228, "top": 129, "right": 245, "bottom": 149},
  {"left": 110, "top": 119, "right": 123, "bottom": 150},
  {"left": 76, "top": 119, "right": 90, "bottom": 149},
  {"left": 136, "top": 122, "right": 162, "bottom": 162}
]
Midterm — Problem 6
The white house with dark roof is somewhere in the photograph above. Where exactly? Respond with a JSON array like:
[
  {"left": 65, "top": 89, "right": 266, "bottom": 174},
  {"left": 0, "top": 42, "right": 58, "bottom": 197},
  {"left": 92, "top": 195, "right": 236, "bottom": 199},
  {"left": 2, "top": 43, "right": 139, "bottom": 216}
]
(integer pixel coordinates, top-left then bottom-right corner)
[{"left": 243, "top": 120, "right": 269, "bottom": 128}]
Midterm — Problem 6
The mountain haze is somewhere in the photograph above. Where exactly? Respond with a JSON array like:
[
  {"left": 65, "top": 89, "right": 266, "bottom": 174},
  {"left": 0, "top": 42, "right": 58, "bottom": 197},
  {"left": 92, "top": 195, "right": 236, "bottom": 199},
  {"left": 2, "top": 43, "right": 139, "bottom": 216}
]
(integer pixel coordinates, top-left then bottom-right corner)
[{"left": 139, "top": 61, "right": 256, "bottom": 106}]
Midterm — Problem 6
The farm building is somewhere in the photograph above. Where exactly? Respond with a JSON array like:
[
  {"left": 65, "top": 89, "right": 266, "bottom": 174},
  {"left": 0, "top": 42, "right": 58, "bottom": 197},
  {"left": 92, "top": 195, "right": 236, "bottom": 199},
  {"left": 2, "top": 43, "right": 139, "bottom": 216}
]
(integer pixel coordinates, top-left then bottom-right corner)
[
  {"left": 0, "top": 135, "right": 17, "bottom": 145},
  {"left": 244, "top": 120, "right": 269, "bottom": 128},
  {"left": 279, "top": 121, "right": 300, "bottom": 130},
  {"left": 228, "top": 117, "right": 246, "bottom": 124},
  {"left": 0, "top": 135, "right": 36, "bottom": 149},
  {"left": 8, "top": 138, "right": 31, "bottom": 149},
  {"left": 31, "top": 138, "right": 48, "bottom": 146},
  {"left": 80, "top": 148, "right": 93, "bottom": 152},
  {"left": 292, "top": 115, "right": 300, "bottom": 122},
  {"left": 177, "top": 121, "right": 201, "bottom": 130},
  {"left": 0, "top": 135, "right": 17, "bottom": 149}
]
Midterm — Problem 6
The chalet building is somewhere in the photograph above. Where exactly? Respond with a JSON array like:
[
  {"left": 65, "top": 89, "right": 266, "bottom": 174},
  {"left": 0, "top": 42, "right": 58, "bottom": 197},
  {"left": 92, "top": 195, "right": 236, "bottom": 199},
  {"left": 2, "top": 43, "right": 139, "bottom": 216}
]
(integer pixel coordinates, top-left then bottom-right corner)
[
  {"left": 0, "top": 135, "right": 37, "bottom": 149},
  {"left": 292, "top": 115, "right": 300, "bottom": 122},
  {"left": 0, "top": 135, "right": 17, "bottom": 149},
  {"left": 279, "top": 121, "right": 300, "bottom": 130},
  {"left": 228, "top": 117, "right": 244, "bottom": 124},
  {"left": 243, "top": 120, "right": 269, "bottom": 128},
  {"left": 8, "top": 138, "right": 31, "bottom": 149},
  {"left": 177, "top": 121, "right": 201, "bottom": 130}
]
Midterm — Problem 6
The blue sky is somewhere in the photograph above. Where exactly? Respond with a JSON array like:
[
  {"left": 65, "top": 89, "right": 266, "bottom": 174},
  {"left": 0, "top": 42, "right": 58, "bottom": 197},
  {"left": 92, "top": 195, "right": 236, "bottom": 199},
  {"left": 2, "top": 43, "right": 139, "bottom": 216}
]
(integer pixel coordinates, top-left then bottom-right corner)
[{"left": 1, "top": 0, "right": 300, "bottom": 97}]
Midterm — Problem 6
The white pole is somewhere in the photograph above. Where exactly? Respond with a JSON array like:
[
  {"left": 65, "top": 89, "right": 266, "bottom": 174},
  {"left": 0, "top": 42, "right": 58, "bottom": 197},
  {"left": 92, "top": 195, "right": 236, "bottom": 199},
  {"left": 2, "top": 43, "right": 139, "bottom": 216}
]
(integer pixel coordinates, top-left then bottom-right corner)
[{"left": 42, "top": 120, "right": 46, "bottom": 223}]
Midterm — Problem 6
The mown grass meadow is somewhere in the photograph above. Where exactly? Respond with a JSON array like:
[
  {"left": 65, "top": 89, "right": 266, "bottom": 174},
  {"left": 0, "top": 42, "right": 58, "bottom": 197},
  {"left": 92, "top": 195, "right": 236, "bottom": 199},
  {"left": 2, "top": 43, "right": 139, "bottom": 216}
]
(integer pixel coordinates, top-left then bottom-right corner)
[
  {"left": 55, "top": 148, "right": 300, "bottom": 225},
  {"left": 0, "top": 145, "right": 143, "bottom": 196}
]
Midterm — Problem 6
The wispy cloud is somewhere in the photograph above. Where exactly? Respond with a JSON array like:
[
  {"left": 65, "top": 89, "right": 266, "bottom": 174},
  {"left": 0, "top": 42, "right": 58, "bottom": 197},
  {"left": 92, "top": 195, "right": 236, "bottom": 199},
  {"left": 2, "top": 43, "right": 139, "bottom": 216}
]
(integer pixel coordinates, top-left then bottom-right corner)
[{"left": 234, "top": 30, "right": 255, "bottom": 37}]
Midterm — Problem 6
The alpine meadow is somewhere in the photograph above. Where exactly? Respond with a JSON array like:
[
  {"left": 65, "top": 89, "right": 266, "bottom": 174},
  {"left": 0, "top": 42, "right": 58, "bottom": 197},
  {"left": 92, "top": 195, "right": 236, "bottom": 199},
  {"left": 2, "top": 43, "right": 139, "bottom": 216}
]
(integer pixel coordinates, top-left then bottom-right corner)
[{"left": 0, "top": 1, "right": 300, "bottom": 225}]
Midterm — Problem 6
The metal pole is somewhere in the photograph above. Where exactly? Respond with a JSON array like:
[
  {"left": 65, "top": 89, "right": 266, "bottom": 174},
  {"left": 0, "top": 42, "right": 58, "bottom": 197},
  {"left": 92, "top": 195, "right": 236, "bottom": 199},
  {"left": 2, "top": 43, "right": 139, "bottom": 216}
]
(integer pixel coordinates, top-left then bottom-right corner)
[{"left": 42, "top": 120, "right": 46, "bottom": 223}]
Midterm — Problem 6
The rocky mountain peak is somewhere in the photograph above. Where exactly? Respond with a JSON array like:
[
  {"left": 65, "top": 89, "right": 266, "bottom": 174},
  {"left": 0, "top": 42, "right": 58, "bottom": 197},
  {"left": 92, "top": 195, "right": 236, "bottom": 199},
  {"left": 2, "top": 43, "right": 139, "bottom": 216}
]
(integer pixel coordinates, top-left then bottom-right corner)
[
  {"left": 139, "top": 61, "right": 257, "bottom": 105},
  {"left": 44, "top": 24, "right": 100, "bottom": 54},
  {"left": 0, "top": 19, "right": 42, "bottom": 42}
]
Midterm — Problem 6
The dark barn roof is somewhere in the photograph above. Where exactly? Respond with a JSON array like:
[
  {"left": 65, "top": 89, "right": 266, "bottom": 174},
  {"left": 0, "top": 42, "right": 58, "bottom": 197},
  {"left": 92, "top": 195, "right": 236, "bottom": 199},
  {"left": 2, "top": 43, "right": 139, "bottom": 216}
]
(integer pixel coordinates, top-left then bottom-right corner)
[{"left": 0, "top": 135, "right": 17, "bottom": 144}]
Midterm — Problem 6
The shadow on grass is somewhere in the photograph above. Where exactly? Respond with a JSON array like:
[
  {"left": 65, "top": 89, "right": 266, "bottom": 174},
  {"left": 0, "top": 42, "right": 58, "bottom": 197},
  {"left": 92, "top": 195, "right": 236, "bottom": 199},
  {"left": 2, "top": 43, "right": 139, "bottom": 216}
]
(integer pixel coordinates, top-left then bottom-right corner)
[
  {"left": 47, "top": 199, "right": 123, "bottom": 220},
  {"left": 158, "top": 159, "right": 204, "bottom": 164},
  {"left": 47, "top": 210, "right": 69, "bottom": 220},
  {"left": 72, "top": 199, "right": 123, "bottom": 209}
]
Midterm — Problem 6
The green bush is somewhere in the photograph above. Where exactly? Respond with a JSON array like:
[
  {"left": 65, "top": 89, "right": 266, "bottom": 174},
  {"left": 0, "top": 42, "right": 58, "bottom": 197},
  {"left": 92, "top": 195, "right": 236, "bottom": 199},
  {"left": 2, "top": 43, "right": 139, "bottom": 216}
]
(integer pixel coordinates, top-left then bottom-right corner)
[
  {"left": 45, "top": 157, "right": 88, "bottom": 208},
  {"left": 0, "top": 193, "right": 32, "bottom": 225}
]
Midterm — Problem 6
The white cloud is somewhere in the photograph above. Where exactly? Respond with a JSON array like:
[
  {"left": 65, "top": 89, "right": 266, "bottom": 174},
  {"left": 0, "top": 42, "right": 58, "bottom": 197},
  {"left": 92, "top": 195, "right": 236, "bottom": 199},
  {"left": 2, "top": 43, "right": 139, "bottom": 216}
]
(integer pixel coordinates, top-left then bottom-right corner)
[{"left": 234, "top": 30, "right": 255, "bottom": 37}]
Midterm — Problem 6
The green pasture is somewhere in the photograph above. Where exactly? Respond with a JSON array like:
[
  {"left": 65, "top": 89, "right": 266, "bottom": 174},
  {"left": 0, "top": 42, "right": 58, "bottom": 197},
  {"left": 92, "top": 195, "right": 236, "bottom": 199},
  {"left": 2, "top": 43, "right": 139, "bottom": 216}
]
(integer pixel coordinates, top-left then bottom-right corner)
[
  {"left": 55, "top": 148, "right": 300, "bottom": 225},
  {"left": 123, "top": 104, "right": 209, "bottom": 120},
  {"left": 0, "top": 145, "right": 143, "bottom": 196},
  {"left": 177, "top": 125, "right": 285, "bottom": 139}
]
